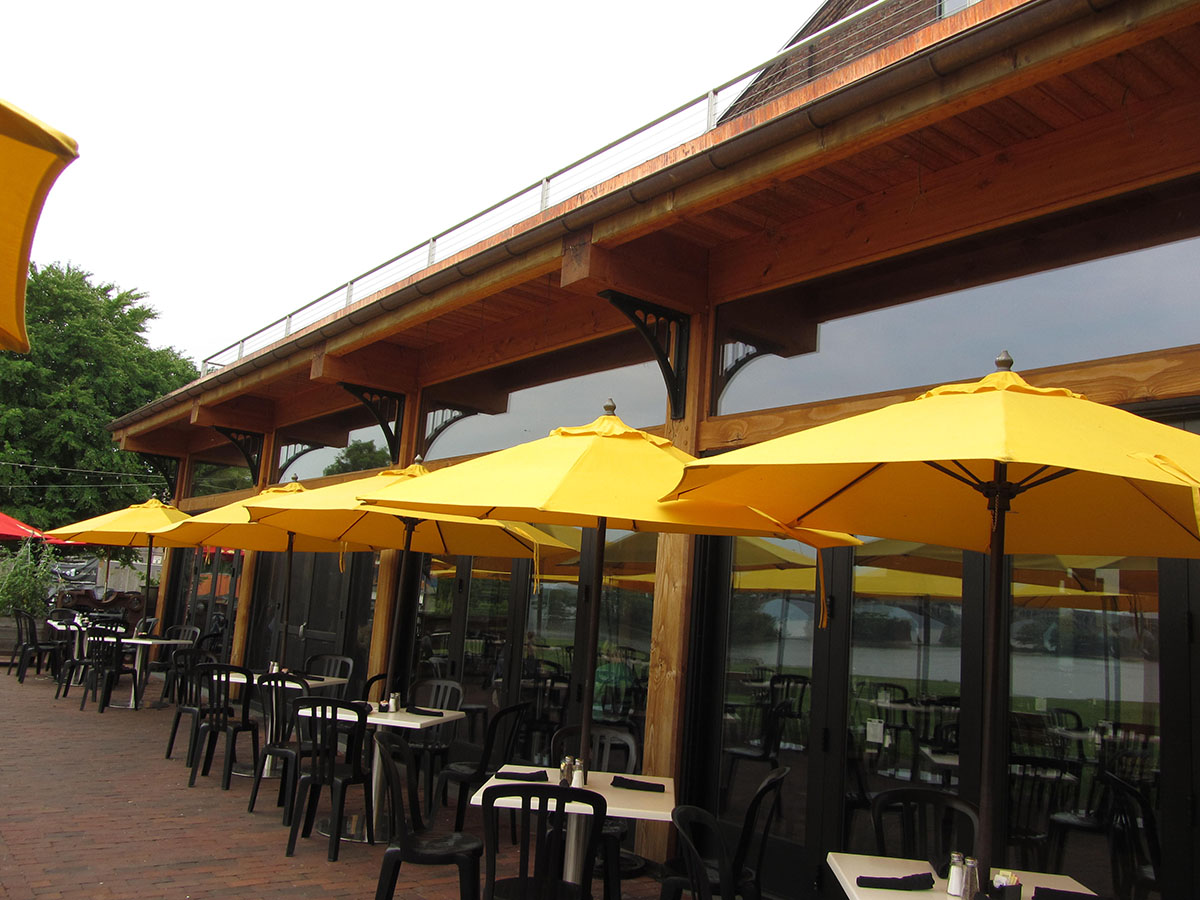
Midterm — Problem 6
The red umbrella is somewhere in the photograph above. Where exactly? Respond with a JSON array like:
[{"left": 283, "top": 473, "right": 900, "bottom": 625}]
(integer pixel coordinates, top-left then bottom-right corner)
[{"left": 0, "top": 511, "right": 50, "bottom": 541}]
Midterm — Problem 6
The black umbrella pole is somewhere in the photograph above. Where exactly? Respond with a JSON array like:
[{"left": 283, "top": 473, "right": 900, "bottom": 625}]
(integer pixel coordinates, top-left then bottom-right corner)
[
  {"left": 578, "top": 517, "right": 607, "bottom": 780},
  {"left": 144, "top": 536, "right": 155, "bottom": 632},
  {"left": 278, "top": 533, "right": 294, "bottom": 666},
  {"left": 384, "top": 520, "right": 416, "bottom": 705},
  {"left": 977, "top": 463, "right": 1012, "bottom": 880}
]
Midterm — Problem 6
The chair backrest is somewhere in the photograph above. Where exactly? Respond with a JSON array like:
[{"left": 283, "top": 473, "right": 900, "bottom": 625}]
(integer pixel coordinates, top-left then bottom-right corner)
[
  {"left": 303, "top": 653, "right": 353, "bottom": 698},
  {"left": 170, "top": 647, "right": 215, "bottom": 708},
  {"left": 732, "top": 766, "right": 790, "bottom": 890},
  {"left": 165, "top": 624, "right": 200, "bottom": 644},
  {"left": 256, "top": 672, "right": 312, "bottom": 745},
  {"left": 84, "top": 623, "right": 123, "bottom": 667},
  {"left": 14, "top": 609, "right": 40, "bottom": 647},
  {"left": 672, "top": 804, "right": 736, "bottom": 900},
  {"left": 550, "top": 724, "right": 638, "bottom": 774},
  {"left": 1105, "top": 772, "right": 1161, "bottom": 898},
  {"left": 374, "top": 730, "right": 428, "bottom": 845},
  {"left": 1100, "top": 725, "right": 1159, "bottom": 791},
  {"left": 758, "top": 701, "right": 791, "bottom": 759},
  {"left": 481, "top": 783, "right": 606, "bottom": 900},
  {"left": 293, "top": 697, "right": 371, "bottom": 783},
  {"left": 359, "top": 672, "right": 389, "bottom": 703},
  {"left": 870, "top": 786, "right": 979, "bottom": 861},
  {"left": 471, "top": 702, "right": 530, "bottom": 778},
  {"left": 194, "top": 662, "right": 255, "bottom": 727},
  {"left": 131, "top": 615, "right": 158, "bottom": 636},
  {"left": 769, "top": 673, "right": 810, "bottom": 717},
  {"left": 1007, "top": 756, "right": 1069, "bottom": 848},
  {"left": 410, "top": 678, "right": 464, "bottom": 711}
]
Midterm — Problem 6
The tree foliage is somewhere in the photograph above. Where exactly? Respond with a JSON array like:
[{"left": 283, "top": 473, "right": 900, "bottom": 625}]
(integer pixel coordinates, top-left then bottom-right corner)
[
  {"left": 0, "top": 263, "right": 198, "bottom": 529},
  {"left": 323, "top": 438, "right": 391, "bottom": 476}
]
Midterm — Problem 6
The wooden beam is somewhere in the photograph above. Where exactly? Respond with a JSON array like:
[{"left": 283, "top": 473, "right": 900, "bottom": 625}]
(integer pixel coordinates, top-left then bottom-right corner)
[
  {"left": 708, "top": 86, "right": 1200, "bottom": 302},
  {"left": 561, "top": 228, "right": 708, "bottom": 312},
  {"left": 309, "top": 343, "right": 419, "bottom": 394},
  {"left": 190, "top": 396, "right": 275, "bottom": 432}
]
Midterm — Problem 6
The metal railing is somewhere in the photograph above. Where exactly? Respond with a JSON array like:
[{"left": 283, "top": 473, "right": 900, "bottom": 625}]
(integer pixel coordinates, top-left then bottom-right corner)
[{"left": 201, "top": 0, "right": 955, "bottom": 374}]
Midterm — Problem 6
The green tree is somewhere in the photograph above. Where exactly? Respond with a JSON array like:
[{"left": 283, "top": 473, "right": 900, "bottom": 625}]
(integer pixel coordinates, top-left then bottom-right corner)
[
  {"left": 0, "top": 263, "right": 198, "bottom": 529},
  {"left": 323, "top": 438, "right": 391, "bottom": 476}
]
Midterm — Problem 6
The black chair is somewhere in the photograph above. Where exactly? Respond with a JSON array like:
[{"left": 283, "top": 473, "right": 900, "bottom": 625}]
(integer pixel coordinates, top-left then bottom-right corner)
[
  {"left": 164, "top": 647, "right": 215, "bottom": 766},
  {"left": 303, "top": 653, "right": 353, "bottom": 698},
  {"left": 247, "top": 672, "right": 312, "bottom": 826},
  {"left": 552, "top": 724, "right": 640, "bottom": 900},
  {"left": 76, "top": 623, "right": 131, "bottom": 712},
  {"left": 188, "top": 663, "right": 260, "bottom": 790},
  {"left": 1007, "top": 756, "right": 1069, "bottom": 871},
  {"left": 373, "top": 731, "right": 483, "bottom": 900},
  {"left": 438, "top": 701, "right": 530, "bottom": 832},
  {"left": 9, "top": 609, "right": 58, "bottom": 683},
  {"left": 768, "top": 673, "right": 810, "bottom": 749},
  {"left": 147, "top": 624, "right": 200, "bottom": 703},
  {"left": 52, "top": 619, "right": 86, "bottom": 699},
  {"left": 1105, "top": 773, "right": 1161, "bottom": 900},
  {"left": 287, "top": 697, "right": 374, "bottom": 862},
  {"left": 662, "top": 766, "right": 789, "bottom": 900},
  {"left": 870, "top": 786, "right": 979, "bottom": 863},
  {"left": 359, "top": 672, "right": 390, "bottom": 704},
  {"left": 405, "top": 678, "right": 465, "bottom": 803},
  {"left": 481, "top": 782, "right": 606, "bottom": 900},
  {"left": 666, "top": 805, "right": 736, "bottom": 900},
  {"left": 720, "top": 701, "right": 788, "bottom": 812}
]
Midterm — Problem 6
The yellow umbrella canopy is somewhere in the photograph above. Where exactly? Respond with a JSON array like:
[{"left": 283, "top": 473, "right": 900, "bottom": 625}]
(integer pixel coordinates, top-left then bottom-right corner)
[
  {"left": 358, "top": 404, "right": 857, "bottom": 771},
  {"left": 1, "top": 99, "right": 79, "bottom": 353},
  {"left": 45, "top": 498, "right": 191, "bottom": 547},
  {"left": 668, "top": 359, "right": 1200, "bottom": 872},
  {"left": 152, "top": 482, "right": 371, "bottom": 553},
  {"left": 593, "top": 532, "right": 815, "bottom": 574},
  {"left": 243, "top": 464, "right": 572, "bottom": 559}
]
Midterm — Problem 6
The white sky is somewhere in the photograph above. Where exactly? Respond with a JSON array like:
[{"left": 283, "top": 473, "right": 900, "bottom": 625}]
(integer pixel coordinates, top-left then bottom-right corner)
[{"left": 5, "top": 1, "right": 817, "bottom": 367}]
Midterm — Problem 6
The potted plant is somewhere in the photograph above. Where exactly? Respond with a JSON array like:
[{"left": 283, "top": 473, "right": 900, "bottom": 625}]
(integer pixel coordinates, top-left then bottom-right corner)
[{"left": 0, "top": 540, "right": 60, "bottom": 645}]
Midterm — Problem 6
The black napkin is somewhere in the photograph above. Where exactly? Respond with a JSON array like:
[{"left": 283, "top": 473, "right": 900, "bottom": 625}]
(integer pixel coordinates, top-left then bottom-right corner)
[
  {"left": 405, "top": 705, "right": 443, "bottom": 717},
  {"left": 496, "top": 768, "right": 549, "bottom": 781},
  {"left": 610, "top": 775, "right": 666, "bottom": 792},
  {"left": 854, "top": 873, "right": 935, "bottom": 891},
  {"left": 1030, "top": 889, "right": 1094, "bottom": 899}
]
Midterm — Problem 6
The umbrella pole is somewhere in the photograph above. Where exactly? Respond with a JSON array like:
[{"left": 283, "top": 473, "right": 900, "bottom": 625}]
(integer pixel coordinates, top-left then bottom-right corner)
[
  {"left": 278, "top": 532, "right": 294, "bottom": 666},
  {"left": 977, "top": 462, "right": 1013, "bottom": 879},
  {"left": 144, "top": 536, "right": 155, "bottom": 629},
  {"left": 384, "top": 519, "right": 416, "bottom": 704},
  {"left": 578, "top": 516, "right": 607, "bottom": 780}
]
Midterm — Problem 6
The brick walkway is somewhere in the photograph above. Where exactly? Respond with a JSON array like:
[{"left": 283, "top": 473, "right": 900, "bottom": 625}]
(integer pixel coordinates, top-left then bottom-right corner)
[{"left": 0, "top": 670, "right": 666, "bottom": 900}]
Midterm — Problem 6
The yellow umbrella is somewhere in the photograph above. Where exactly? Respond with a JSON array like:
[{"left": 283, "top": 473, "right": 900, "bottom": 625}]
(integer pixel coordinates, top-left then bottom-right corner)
[
  {"left": 1, "top": 99, "right": 78, "bottom": 353},
  {"left": 668, "top": 357, "right": 1200, "bottom": 872},
  {"left": 244, "top": 465, "right": 574, "bottom": 693},
  {"left": 594, "top": 532, "right": 815, "bottom": 574},
  {"left": 44, "top": 498, "right": 192, "bottom": 603},
  {"left": 152, "top": 482, "right": 371, "bottom": 664},
  {"left": 358, "top": 402, "right": 857, "bottom": 772}
]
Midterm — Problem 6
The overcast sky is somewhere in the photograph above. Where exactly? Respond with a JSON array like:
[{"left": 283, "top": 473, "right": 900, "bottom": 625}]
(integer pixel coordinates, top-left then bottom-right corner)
[{"left": 6, "top": 2, "right": 816, "bottom": 367}]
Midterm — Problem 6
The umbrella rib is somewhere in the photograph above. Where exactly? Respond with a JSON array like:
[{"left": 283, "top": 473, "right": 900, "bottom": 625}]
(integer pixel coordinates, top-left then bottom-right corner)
[
  {"left": 795, "top": 463, "right": 886, "bottom": 521},
  {"left": 1015, "top": 466, "right": 1074, "bottom": 493},
  {"left": 925, "top": 461, "right": 984, "bottom": 490},
  {"left": 1126, "top": 477, "right": 1200, "bottom": 544}
]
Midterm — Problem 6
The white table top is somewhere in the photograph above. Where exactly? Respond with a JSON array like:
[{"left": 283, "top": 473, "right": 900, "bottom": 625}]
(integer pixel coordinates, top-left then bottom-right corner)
[
  {"left": 227, "top": 670, "right": 349, "bottom": 689},
  {"left": 826, "top": 852, "right": 1096, "bottom": 899},
  {"left": 470, "top": 767, "right": 675, "bottom": 821},
  {"left": 297, "top": 702, "right": 465, "bottom": 731}
]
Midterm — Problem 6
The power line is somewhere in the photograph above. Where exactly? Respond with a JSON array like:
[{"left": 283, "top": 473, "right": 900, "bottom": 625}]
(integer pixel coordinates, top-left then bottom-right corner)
[
  {"left": 0, "top": 482, "right": 159, "bottom": 490},
  {"left": 0, "top": 461, "right": 161, "bottom": 480}
]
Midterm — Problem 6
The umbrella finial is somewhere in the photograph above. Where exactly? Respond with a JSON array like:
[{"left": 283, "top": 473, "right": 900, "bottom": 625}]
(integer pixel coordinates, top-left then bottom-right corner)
[
  {"left": 603, "top": 398, "right": 616, "bottom": 415},
  {"left": 995, "top": 350, "right": 1014, "bottom": 371}
]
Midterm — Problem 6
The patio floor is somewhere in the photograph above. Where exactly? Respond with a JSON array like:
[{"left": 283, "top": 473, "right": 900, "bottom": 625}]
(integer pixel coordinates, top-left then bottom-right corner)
[{"left": 0, "top": 669, "right": 667, "bottom": 900}]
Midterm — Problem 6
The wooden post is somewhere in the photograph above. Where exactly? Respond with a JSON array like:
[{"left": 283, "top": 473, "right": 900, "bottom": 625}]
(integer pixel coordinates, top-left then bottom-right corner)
[{"left": 228, "top": 549, "right": 257, "bottom": 668}]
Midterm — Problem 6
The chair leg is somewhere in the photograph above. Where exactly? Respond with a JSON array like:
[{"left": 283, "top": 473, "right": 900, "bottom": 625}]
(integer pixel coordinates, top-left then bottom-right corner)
[
  {"left": 189, "top": 728, "right": 212, "bottom": 786},
  {"left": 375, "top": 848, "right": 403, "bottom": 900},
  {"left": 221, "top": 729, "right": 237, "bottom": 790},
  {"left": 458, "top": 853, "right": 481, "bottom": 900},
  {"left": 287, "top": 779, "right": 314, "bottom": 856},
  {"left": 363, "top": 780, "right": 375, "bottom": 846},
  {"left": 166, "top": 709, "right": 183, "bottom": 758},
  {"left": 603, "top": 834, "right": 622, "bottom": 900},
  {"left": 248, "top": 753, "right": 267, "bottom": 813}
]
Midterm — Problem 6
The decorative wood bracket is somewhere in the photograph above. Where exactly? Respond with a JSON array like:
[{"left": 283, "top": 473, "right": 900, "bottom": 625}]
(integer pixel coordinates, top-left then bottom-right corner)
[
  {"left": 421, "top": 404, "right": 479, "bottom": 459},
  {"left": 601, "top": 290, "right": 690, "bottom": 420},
  {"left": 340, "top": 383, "right": 406, "bottom": 464},
  {"left": 712, "top": 339, "right": 773, "bottom": 415},
  {"left": 138, "top": 454, "right": 180, "bottom": 499},
  {"left": 214, "top": 427, "right": 264, "bottom": 484}
]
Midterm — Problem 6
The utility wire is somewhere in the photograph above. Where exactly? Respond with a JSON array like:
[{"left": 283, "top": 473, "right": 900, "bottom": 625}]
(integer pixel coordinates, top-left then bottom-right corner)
[{"left": 0, "top": 461, "right": 162, "bottom": 479}]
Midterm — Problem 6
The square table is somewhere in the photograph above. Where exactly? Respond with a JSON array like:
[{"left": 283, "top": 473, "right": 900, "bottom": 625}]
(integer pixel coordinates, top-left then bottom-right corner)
[
  {"left": 470, "top": 766, "right": 675, "bottom": 883},
  {"left": 826, "top": 851, "right": 1096, "bottom": 899}
]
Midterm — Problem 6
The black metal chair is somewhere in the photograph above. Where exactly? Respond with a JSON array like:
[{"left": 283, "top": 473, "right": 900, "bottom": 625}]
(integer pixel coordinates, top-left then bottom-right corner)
[
  {"left": 188, "top": 663, "right": 260, "bottom": 790},
  {"left": 870, "top": 786, "right": 979, "bottom": 863},
  {"left": 373, "top": 731, "right": 483, "bottom": 900},
  {"left": 481, "top": 782, "right": 606, "bottom": 900},
  {"left": 662, "top": 766, "right": 789, "bottom": 900},
  {"left": 287, "top": 697, "right": 374, "bottom": 862},
  {"left": 1105, "top": 773, "right": 1161, "bottom": 900},
  {"left": 720, "top": 701, "right": 788, "bottom": 812},
  {"left": 666, "top": 805, "right": 736, "bottom": 900},
  {"left": 438, "top": 701, "right": 530, "bottom": 832},
  {"left": 247, "top": 672, "right": 312, "bottom": 826},
  {"left": 164, "top": 647, "right": 215, "bottom": 766}
]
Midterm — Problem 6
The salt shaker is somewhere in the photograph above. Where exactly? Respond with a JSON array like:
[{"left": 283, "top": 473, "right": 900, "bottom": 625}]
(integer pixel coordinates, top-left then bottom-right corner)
[
  {"left": 946, "top": 851, "right": 965, "bottom": 896},
  {"left": 559, "top": 756, "right": 575, "bottom": 787}
]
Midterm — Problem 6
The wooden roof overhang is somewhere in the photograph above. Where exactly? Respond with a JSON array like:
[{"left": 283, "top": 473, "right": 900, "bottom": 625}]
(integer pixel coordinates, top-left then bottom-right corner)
[{"left": 111, "top": 0, "right": 1200, "bottom": 473}]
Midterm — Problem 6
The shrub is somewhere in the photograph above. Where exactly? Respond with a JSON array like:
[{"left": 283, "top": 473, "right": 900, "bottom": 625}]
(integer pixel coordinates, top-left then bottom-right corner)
[{"left": 0, "top": 540, "right": 59, "bottom": 616}]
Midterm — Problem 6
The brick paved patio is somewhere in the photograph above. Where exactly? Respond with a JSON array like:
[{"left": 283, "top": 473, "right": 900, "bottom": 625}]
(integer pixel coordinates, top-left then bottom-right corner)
[{"left": 0, "top": 669, "right": 666, "bottom": 900}]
